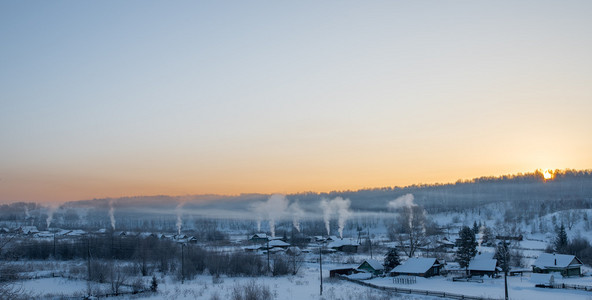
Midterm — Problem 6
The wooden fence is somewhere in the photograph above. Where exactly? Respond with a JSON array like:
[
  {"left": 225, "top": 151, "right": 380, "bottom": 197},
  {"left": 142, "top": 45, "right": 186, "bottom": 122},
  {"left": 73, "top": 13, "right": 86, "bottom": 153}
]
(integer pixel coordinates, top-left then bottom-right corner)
[
  {"left": 338, "top": 276, "right": 500, "bottom": 300},
  {"left": 535, "top": 283, "right": 592, "bottom": 292}
]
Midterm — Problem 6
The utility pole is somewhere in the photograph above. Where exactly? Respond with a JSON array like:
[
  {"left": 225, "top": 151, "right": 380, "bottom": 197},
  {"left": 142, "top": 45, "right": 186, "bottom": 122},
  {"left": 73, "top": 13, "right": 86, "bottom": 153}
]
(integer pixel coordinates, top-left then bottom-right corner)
[
  {"left": 267, "top": 239, "right": 271, "bottom": 275},
  {"left": 504, "top": 239, "right": 509, "bottom": 300},
  {"left": 319, "top": 246, "right": 323, "bottom": 296},
  {"left": 53, "top": 234, "right": 56, "bottom": 258},
  {"left": 87, "top": 237, "right": 91, "bottom": 282},
  {"left": 181, "top": 243, "right": 185, "bottom": 284},
  {"left": 368, "top": 228, "right": 373, "bottom": 259},
  {"left": 504, "top": 271, "right": 509, "bottom": 300}
]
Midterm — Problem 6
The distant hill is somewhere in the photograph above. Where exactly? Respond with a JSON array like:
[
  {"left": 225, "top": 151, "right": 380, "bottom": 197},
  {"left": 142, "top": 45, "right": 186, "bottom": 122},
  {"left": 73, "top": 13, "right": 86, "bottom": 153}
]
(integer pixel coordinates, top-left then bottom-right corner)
[{"left": 1, "top": 169, "right": 591, "bottom": 226}]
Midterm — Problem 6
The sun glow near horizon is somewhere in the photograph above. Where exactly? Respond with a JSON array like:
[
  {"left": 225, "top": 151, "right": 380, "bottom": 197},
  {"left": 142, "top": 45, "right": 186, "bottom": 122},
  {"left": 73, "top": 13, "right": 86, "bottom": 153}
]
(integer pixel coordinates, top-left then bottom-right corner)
[
  {"left": 542, "top": 169, "right": 555, "bottom": 181},
  {"left": 1, "top": 1, "right": 591, "bottom": 203}
]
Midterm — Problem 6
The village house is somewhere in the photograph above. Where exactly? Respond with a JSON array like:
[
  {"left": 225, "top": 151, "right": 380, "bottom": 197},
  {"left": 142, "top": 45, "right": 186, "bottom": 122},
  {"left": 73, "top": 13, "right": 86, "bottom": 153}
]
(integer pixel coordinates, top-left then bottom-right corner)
[
  {"left": 466, "top": 252, "right": 499, "bottom": 277},
  {"left": 18, "top": 226, "right": 39, "bottom": 235},
  {"left": 261, "top": 239, "right": 290, "bottom": 250},
  {"left": 357, "top": 259, "right": 384, "bottom": 276},
  {"left": 250, "top": 233, "right": 269, "bottom": 243},
  {"left": 390, "top": 257, "right": 444, "bottom": 278},
  {"left": 532, "top": 253, "right": 583, "bottom": 277},
  {"left": 435, "top": 237, "right": 455, "bottom": 250},
  {"left": 468, "top": 257, "right": 499, "bottom": 277},
  {"left": 327, "top": 238, "right": 359, "bottom": 253}
]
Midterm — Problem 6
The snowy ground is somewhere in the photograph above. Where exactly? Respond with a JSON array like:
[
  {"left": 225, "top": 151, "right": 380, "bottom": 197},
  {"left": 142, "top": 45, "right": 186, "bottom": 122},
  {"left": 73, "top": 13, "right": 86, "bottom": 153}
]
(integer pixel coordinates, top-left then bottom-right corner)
[
  {"left": 15, "top": 263, "right": 439, "bottom": 300},
  {"left": 15, "top": 266, "right": 592, "bottom": 300},
  {"left": 368, "top": 274, "right": 592, "bottom": 300}
]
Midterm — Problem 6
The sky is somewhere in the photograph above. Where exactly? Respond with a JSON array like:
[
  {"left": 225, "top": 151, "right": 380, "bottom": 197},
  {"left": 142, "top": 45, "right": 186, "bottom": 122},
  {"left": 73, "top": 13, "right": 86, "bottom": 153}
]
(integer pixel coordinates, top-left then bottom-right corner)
[{"left": 1, "top": 1, "right": 591, "bottom": 203}]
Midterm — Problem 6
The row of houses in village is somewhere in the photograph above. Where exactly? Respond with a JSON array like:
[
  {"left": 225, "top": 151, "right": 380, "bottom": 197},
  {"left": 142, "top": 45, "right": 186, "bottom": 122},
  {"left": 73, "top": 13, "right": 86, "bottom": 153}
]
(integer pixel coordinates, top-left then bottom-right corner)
[
  {"left": 331, "top": 252, "right": 584, "bottom": 279},
  {"left": 1, "top": 226, "right": 202, "bottom": 244},
  {"left": 248, "top": 233, "right": 360, "bottom": 253}
]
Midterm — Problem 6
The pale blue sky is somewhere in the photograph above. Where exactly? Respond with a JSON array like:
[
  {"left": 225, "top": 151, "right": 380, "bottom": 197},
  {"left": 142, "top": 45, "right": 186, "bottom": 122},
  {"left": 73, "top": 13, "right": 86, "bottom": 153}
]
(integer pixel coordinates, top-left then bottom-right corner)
[{"left": 1, "top": 1, "right": 591, "bottom": 202}]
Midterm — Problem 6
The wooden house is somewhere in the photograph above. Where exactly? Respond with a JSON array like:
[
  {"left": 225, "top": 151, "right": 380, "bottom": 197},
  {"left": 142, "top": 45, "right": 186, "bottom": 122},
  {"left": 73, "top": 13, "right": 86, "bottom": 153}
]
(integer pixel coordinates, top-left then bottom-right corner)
[
  {"left": 357, "top": 259, "right": 385, "bottom": 276},
  {"left": 390, "top": 258, "right": 444, "bottom": 278},
  {"left": 532, "top": 253, "right": 582, "bottom": 277}
]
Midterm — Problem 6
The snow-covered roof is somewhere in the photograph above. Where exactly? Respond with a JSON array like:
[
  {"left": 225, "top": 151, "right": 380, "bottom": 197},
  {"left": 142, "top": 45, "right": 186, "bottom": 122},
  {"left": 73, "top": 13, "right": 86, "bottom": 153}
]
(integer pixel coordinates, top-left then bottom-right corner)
[
  {"left": 67, "top": 230, "right": 86, "bottom": 236},
  {"left": 328, "top": 235, "right": 340, "bottom": 241},
  {"left": 438, "top": 238, "right": 455, "bottom": 245},
  {"left": 20, "top": 226, "right": 39, "bottom": 234},
  {"left": 252, "top": 233, "right": 268, "bottom": 238},
  {"left": 34, "top": 232, "right": 54, "bottom": 238},
  {"left": 474, "top": 252, "right": 494, "bottom": 260},
  {"left": 268, "top": 240, "right": 290, "bottom": 247},
  {"left": 328, "top": 238, "right": 359, "bottom": 248},
  {"left": 391, "top": 258, "right": 439, "bottom": 274},
  {"left": 468, "top": 259, "right": 497, "bottom": 271},
  {"left": 533, "top": 253, "right": 582, "bottom": 269},
  {"left": 359, "top": 259, "right": 384, "bottom": 271},
  {"left": 287, "top": 246, "right": 302, "bottom": 255}
]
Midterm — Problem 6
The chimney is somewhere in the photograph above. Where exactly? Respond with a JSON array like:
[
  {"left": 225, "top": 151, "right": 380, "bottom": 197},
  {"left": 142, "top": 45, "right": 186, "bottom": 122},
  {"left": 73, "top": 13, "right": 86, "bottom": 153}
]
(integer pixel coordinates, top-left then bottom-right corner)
[{"left": 554, "top": 259, "right": 557, "bottom": 265}]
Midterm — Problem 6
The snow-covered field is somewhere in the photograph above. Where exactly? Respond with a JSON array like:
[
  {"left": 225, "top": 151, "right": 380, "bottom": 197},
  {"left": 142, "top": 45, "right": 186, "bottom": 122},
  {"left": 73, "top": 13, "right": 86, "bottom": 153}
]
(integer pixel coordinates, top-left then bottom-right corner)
[
  {"left": 15, "top": 265, "right": 592, "bottom": 300},
  {"left": 16, "top": 263, "right": 440, "bottom": 300}
]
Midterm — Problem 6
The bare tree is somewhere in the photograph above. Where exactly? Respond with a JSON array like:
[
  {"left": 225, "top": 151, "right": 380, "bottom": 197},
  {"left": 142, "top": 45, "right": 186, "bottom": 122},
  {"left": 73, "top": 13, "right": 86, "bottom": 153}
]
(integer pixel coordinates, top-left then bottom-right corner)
[
  {"left": 390, "top": 206, "right": 427, "bottom": 257},
  {"left": 110, "top": 264, "right": 128, "bottom": 295}
]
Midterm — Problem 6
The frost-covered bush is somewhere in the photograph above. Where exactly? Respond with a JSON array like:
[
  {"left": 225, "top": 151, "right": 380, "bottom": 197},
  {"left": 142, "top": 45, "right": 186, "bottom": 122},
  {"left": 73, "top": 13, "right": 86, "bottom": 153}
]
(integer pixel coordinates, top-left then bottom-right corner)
[
  {"left": 231, "top": 280, "right": 273, "bottom": 300},
  {"left": 271, "top": 255, "right": 290, "bottom": 276}
]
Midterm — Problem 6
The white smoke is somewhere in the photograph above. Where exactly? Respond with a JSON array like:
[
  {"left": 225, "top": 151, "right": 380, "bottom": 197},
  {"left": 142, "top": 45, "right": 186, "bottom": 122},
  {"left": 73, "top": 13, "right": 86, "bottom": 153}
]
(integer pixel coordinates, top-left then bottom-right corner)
[
  {"left": 333, "top": 197, "right": 352, "bottom": 238},
  {"left": 24, "top": 206, "right": 30, "bottom": 219},
  {"left": 266, "top": 194, "right": 289, "bottom": 238},
  {"left": 289, "top": 202, "right": 304, "bottom": 232},
  {"left": 256, "top": 216, "right": 262, "bottom": 232},
  {"left": 319, "top": 197, "right": 353, "bottom": 238},
  {"left": 388, "top": 194, "right": 417, "bottom": 229},
  {"left": 477, "top": 225, "right": 485, "bottom": 252},
  {"left": 176, "top": 201, "right": 185, "bottom": 235},
  {"left": 46, "top": 204, "right": 59, "bottom": 228},
  {"left": 320, "top": 199, "right": 332, "bottom": 235},
  {"left": 387, "top": 194, "right": 416, "bottom": 210},
  {"left": 250, "top": 194, "right": 290, "bottom": 237},
  {"left": 108, "top": 199, "right": 116, "bottom": 230},
  {"left": 251, "top": 202, "right": 266, "bottom": 233}
]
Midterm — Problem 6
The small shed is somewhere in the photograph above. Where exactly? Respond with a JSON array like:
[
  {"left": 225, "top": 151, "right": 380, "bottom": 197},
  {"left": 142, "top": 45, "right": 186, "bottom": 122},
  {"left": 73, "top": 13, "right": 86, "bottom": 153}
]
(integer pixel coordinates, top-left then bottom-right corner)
[
  {"left": 468, "top": 258, "right": 498, "bottom": 277},
  {"left": 436, "top": 237, "right": 455, "bottom": 250},
  {"left": 250, "top": 233, "right": 269, "bottom": 243},
  {"left": 390, "top": 258, "right": 444, "bottom": 278},
  {"left": 286, "top": 246, "right": 302, "bottom": 256},
  {"left": 357, "top": 259, "right": 385, "bottom": 276},
  {"left": 328, "top": 238, "right": 359, "bottom": 253},
  {"left": 268, "top": 239, "right": 290, "bottom": 249},
  {"left": 330, "top": 268, "right": 357, "bottom": 278},
  {"left": 314, "top": 236, "right": 327, "bottom": 243},
  {"left": 19, "top": 226, "right": 39, "bottom": 235},
  {"left": 532, "top": 253, "right": 582, "bottom": 277}
]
